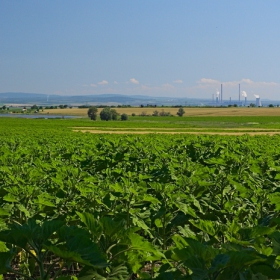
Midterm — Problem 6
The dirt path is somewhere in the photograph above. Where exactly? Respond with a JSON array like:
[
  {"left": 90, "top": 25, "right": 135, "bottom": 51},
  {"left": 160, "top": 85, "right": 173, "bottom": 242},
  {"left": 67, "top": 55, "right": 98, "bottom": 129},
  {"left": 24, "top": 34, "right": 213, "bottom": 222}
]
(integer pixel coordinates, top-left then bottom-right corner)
[
  {"left": 73, "top": 129, "right": 280, "bottom": 135},
  {"left": 72, "top": 127, "right": 280, "bottom": 131}
]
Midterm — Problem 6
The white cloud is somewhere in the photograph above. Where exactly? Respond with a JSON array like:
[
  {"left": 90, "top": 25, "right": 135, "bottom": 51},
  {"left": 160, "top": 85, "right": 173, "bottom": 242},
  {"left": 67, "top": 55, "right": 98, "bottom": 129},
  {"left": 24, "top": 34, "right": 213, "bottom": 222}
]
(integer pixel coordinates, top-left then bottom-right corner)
[
  {"left": 130, "top": 78, "right": 139, "bottom": 84},
  {"left": 173, "top": 79, "right": 183, "bottom": 84},
  {"left": 90, "top": 83, "right": 97, "bottom": 87},
  {"left": 114, "top": 81, "right": 118, "bottom": 84},
  {"left": 199, "top": 78, "right": 220, "bottom": 85},
  {"left": 98, "top": 80, "right": 109, "bottom": 85},
  {"left": 140, "top": 83, "right": 175, "bottom": 92},
  {"left": 197, "top": 78, "right": 278, "bottom": 88}
]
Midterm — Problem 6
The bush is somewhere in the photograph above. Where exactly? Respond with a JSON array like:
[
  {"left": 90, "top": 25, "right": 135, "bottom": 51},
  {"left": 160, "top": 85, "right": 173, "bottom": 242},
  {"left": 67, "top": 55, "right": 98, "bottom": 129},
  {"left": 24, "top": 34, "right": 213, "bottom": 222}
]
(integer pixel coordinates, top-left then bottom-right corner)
[
  {"left": 159, "top": 110, "right": 171, "bottom": 116},
  {"left": 152, "top": 110, "right": 159, "bottom": 116},
  {"left": 139, "top": 111, "right": 147, "bottom": 116},
  {"left": 177, "top": 107, "right": 185, "bottom": 117},
  {"left": 111, "top": 109, "right": 119, "bottom": 120},
  {"left": 131, "top": 113, "right": 136, "bottom": 116},
  {"left": 121, "top": 113, "right": 128, "bottom": 121},
  {"left": 87, "top": 106, "right": 98, "bottom": 120},
  {"left": 100, "top": 107, "right": 119, "bottom": 121},
  {"left": 100, "top": 107, "right": 112, "bottom": 121}
]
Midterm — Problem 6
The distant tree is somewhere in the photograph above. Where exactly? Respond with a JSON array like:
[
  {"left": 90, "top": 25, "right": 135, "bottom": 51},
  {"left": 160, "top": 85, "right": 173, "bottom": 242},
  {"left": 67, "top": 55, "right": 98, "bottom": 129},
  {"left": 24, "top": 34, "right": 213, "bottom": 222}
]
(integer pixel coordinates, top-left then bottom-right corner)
[
  {"left": 177, "top": 107, "right": 185, "bottom": 117},
  {"left": 87, "top": 106, "right": 98, "bottom": 120},
  {"left": 139, "top": 111, "right": 147, "bottom": 116},
  {"left": 152, "top": 110, "right": 159, "bottom": 116},
  {"left": 131, "top": 113, "right": 136, "bottom": 116},
  {"left": 249, "top": 103, "right": 256, "bottom": 107},
  {"left": 100, "top": 107, "right": 112, "bottom": 121},
  {"left": 2, "top": 105, "right": 6, "bottom": 110},
  {"left": 233, "top": 104, "right": 238, "bottom": 107},
  {"left": 121, "top": 113, "right": 128, "bottom": 121},
  {"left": 58, "top": 105, "right": 64, "bottom": 109},
  {"left": 111, "top": 109, "right": 119, "bottom": 120},
  {"left": 159, "top": 110, "right": 171, "bottom": 116},
  {"left": 31, "top": 104, "right": 38, "bottom": 110},
  {"left": 269, "top": 104, "right": 274, "bottom": 107},
  {"left": 63, "top": 104, "right": 68, "bottom": 108}
]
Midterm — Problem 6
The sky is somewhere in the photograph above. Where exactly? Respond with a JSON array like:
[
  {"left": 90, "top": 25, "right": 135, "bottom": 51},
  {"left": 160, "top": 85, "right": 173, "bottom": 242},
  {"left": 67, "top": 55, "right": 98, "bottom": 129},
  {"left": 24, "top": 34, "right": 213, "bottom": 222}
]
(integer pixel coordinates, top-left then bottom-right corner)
[{"left": 1, "top": 1, "right": 280, "bottom": 100}]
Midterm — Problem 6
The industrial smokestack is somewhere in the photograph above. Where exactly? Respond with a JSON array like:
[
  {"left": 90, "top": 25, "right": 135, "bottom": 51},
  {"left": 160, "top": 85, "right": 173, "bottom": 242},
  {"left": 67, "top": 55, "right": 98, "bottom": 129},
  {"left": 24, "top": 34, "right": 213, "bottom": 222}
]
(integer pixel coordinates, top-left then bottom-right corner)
[
  {"left": 221, "top": 84, "right": 223, "bottom": 104},
  {"left": 239, "top": 84, "right": 240, "bottom": 104},
  {"left": 216, "top": 91, "right": 220, "bottom": 105},
  {"left": 242, "top": 91, "right": 247, "bottom": 106}
]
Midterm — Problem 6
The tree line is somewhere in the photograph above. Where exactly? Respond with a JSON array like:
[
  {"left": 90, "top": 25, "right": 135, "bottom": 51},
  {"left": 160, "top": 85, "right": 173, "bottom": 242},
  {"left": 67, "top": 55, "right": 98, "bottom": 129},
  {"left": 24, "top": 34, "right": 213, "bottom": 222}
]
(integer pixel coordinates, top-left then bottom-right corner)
[{"left": 88, "top": 107, "right": 128, "bottom": 121}]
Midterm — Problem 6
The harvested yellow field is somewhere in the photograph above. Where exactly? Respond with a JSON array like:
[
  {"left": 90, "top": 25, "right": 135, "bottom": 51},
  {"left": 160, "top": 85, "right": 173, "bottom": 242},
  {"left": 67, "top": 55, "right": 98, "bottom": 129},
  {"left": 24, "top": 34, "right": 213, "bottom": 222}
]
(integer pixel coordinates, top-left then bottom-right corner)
[{"left": 42, "top": 107, "right": 280, "bottom": 117}]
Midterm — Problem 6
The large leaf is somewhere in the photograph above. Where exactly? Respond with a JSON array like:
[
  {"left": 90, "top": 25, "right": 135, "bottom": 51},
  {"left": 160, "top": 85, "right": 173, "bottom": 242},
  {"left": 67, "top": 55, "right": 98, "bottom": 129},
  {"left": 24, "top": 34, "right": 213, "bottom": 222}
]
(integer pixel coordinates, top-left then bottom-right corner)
[
  {"left": 0, "top": 251, "right": 15, "bottom": 274},
  {"left": 79, "top": 264, "right": 130, "bottom": 280}
]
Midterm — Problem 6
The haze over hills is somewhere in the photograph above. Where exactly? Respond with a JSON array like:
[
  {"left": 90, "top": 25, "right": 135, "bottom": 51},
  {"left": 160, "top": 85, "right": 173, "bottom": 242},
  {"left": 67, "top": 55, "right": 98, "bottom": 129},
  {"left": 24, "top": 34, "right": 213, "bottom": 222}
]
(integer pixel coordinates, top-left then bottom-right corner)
[
  {"left": 0, "top": 92, "right": 278, "bottom": 107},
  {"left": 0, "top": 92, "right": 196, "bottom": 106}
]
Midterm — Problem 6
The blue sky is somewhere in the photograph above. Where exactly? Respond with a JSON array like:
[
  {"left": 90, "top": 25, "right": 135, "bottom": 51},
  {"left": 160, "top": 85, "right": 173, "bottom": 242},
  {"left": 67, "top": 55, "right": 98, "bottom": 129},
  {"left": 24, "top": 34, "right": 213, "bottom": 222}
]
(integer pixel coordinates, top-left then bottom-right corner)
[{"left": 1, "top": 1, "right": 280, "bottom": 100}]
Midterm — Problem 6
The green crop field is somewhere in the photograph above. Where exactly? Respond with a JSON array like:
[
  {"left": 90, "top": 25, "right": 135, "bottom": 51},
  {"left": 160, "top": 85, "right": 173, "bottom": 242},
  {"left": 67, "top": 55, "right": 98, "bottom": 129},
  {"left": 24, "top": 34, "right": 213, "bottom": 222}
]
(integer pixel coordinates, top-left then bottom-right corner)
[{"left": 1, "top": 116, "right": 280, "bottom": 279}]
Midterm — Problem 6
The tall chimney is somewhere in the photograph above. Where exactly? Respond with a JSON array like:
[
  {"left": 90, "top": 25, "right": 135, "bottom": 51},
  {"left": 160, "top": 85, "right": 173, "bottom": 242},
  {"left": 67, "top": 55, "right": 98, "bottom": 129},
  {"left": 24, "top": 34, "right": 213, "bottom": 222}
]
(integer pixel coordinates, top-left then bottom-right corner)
[{"left": 239, "top": 84, "right": 240, "bottom": 104}]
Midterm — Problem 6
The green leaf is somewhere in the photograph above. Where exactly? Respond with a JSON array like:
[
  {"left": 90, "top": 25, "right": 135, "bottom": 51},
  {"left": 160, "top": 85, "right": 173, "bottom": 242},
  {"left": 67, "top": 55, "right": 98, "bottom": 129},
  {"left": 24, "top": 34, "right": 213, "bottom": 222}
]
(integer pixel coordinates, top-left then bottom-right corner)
[
  {"left": 0, "top": 251, "right": 14, "bottom": 274},
  {"left": 79, "top": 265, "right": 130, "bottom": 280},
  {"left": 189, "top": 219, "right": 217, "bottom": 236},
  {"left": 0, "top": 209, "right": 9, "bottom": 216},
  {"left": 56, "top": 277, "right": 78, "bottom": 280},
  {"left": 41, "top": 219, "right": 65, "bottom": 241},
  {"left": 177, "top": 225, "right": 197, "bottom": 240},
  {"left": 175, "top": 202, "right": 197, "bottom": 218},
  {"left": 77, "top": 212, "right": 98, "bottom": 234},
  {"left": 155, "top": 218, "right": 163, "bottom": 228},
  {"left": 268, "top": 193, "right": 280, "bottom": 211}
]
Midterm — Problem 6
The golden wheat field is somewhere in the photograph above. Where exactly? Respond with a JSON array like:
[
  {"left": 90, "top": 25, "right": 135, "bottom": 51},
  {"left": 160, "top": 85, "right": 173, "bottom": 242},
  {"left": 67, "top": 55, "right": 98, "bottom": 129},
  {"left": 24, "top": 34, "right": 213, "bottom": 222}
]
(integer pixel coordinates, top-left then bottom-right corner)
[{"left": 42, "top": 107, "right": 280, "bottom": 117}]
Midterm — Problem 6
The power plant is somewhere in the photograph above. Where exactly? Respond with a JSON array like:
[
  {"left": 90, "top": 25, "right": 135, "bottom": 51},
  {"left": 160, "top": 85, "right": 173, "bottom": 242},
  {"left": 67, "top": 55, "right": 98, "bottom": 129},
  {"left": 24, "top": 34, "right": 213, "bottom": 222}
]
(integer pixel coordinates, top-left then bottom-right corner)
[
  {"left": 209, "top": 84, "right": 266, "bottom": 107},
  {"left": 242, "top": 91, "right": 247, "bottom": 106},
  {"left": 216, "top": 91, "right": 219, "bottom": 104},
  {"left": 255, "top": 95, "right": 261, "bottom": 107}
]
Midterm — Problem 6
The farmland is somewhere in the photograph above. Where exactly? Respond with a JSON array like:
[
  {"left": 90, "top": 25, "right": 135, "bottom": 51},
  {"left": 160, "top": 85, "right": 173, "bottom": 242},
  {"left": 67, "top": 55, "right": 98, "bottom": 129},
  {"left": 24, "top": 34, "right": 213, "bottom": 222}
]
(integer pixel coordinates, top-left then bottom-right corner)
[
  {"left": 1, "top": 116, "right": 280, "bottom": 279},
  {"left": 42, "top": 106, "right": 280, "bottom": 117}
]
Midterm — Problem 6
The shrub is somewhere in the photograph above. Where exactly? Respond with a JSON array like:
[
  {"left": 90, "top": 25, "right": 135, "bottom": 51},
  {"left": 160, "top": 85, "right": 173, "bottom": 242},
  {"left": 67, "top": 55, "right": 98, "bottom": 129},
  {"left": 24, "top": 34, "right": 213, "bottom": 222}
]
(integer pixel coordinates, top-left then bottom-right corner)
[
  {"left": 87, "top": 106, "right": 98, "bottom": 120},
  {"left": 121, "top": 113, "right": 128, "bottom": 121},
  {"left": 177, "top": 107, "right": 185, "bottom": 117},
  {"left": 100, "top": 107, "right": 112, "bottom": 121}
]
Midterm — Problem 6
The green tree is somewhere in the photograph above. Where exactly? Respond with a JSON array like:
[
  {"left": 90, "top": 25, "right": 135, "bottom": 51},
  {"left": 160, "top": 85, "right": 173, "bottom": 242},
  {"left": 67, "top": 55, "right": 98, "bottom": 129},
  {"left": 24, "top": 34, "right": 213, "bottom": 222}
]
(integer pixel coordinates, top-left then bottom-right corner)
[
  {"left": 111, "top": 109, "right": 119, "bottom": 120},
  {"left": 100, "top": 107, "right": 112, "bottom": 121},
  {"left": 121, "top": 113, "right": 128, "bottom": 121},
  {"left": 31, "top": 104, "right": 38, "bottom": 110},
  {"left": 177, "top": 107, "right": 185, "bottom": 117},
  {"left": 87, "top": 106, "right": 98, "bottom": 120}
]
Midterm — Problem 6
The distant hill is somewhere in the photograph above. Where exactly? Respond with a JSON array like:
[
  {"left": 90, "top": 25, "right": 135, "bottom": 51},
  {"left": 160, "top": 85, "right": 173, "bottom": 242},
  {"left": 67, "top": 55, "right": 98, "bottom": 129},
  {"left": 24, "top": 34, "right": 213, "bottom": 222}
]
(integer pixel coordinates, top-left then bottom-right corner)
[
  {"left": 0, "top": 92, "right": 189, "bottom": 106},
  {"left": 0, "top": 92, "right": 278, "bottom": 107}
]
